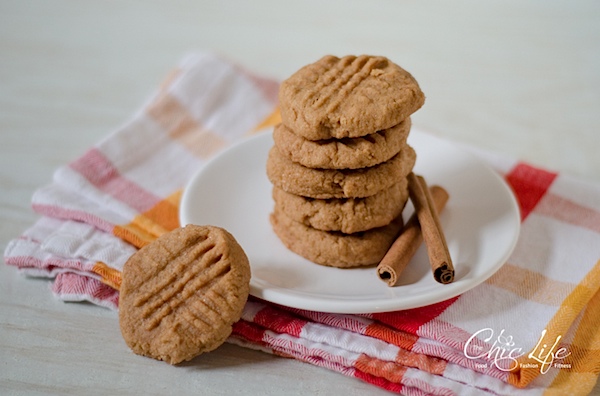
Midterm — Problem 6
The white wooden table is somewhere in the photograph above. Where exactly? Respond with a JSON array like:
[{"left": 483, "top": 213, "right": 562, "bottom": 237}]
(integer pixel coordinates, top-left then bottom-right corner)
[{"left": 2, "top": 1, "right": 599, "bottom": 394}]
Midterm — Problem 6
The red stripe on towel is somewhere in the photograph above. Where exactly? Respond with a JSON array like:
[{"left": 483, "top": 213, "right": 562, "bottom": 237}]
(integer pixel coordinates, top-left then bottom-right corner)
[
  {"left": 505, "top": 162, "right": 557, "bottom": 221},
  {"left": 69, "top": 148, "right": 161, "bottom": 213}
]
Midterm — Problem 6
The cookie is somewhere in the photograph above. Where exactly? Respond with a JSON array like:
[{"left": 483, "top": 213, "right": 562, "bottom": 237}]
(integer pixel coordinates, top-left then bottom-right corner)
[
  {"left": 273, "top": 118, "right": 411, "bottom": 170},
  {"left": 119, "top": 224, "right": 251, "bottom": 365},
  {"left": 272, "top": 178, "right": 408, "bottom": 233},
  {"left": 279, "top": 55, "right": 425, "bottom": 140},
  {"left": 266, "top": 144, "right": 416, "bottom": 199},
  {"left": 270, "top": 208, "right": 404, "bottom": 268}
]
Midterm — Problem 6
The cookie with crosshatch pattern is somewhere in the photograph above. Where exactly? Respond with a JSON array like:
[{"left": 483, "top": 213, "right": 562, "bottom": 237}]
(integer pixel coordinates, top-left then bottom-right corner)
[
  {"left": 273, "top": 118, "right": 411, "bottom": 170},
  {"left": 119, "top": 224, "right": 250, "bottom": 365},
  {"left": 270, "top": 207, "right": 404, "bottom": 268},
  {"left": 272, "top": 178, "right": 408, "bottom": 234},
  {"left": 266, "top": 143, "right": 416, "bottom": 199},
  {"left": 278, "top": 54, "right": 425, "bottom": 140}
]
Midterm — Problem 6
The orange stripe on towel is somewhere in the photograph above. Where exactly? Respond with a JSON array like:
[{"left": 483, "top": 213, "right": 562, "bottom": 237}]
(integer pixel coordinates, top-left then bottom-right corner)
[
  {"left": 354, "top": 354, "right": 407, "bottom": 384},
  {"left": 364, "top": 322, "right": 419, "bottom": 351},
  {"left": 544, "top": 260, "right": 600, "bottom": 395},
  {"left": 158, "top": 68, "right": 183, "bottom": 92},
  {"left": 509, "top": 259, "right": 600, "bottom": 388},
  {"left": 251, "top": 107, "right": 281, "bottom": 134},
  {"left": 147, "top": 91, "right": 227, "bottom": 159},
  {"left": 113, "top": 190, "right": 182, "bottom": 249},
  {"left": 486, "top": 263, "right": 575, "bottom": 306},
  {"left": 92, "top": 262, "right": 123, "bottom": 291}
]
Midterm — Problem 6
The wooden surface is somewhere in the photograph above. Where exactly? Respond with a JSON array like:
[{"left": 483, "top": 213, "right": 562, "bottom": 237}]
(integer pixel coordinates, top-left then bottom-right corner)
[{"left": 1, "top": 1, "right": 599, "bottom": 394}]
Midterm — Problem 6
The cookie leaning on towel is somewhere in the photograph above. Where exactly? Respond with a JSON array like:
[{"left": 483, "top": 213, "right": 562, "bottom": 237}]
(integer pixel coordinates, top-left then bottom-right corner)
[
  {"left": 119, "top": 225, "right": 251, "bottom": 364},
  {"left": 267, "top": 54, "right": 425, "bottom": 268}
]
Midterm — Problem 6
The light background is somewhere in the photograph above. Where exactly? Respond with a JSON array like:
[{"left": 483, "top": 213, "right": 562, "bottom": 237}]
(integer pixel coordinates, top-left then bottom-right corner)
[{"left": 1, "top": 1, "right": 599, "bottom": 395}]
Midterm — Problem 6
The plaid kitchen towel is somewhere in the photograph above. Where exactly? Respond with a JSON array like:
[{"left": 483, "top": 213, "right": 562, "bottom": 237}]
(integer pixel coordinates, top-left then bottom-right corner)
[{"left": 4, "top": 52, "right": 600, "bottom": 396}]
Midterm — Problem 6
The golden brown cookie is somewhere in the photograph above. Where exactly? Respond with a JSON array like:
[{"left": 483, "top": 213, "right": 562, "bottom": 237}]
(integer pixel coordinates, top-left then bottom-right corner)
[
  {"left": 266, "top": 144, "right": 416, "bottom": 199},
  {"left": 270, "top": 208, "right": 404, "bottom": 268},
  {"left": 272, "top": 178, "right": 408, "bottom": 234},
  {"left": 273, "top": 118, "right": 411, "bottom": 170},
  {"left": 119, "top": 224, "right": 251, "bottom": 365},
  {"left": 279, "top": 55, "right": 425, "bottom": 140}
]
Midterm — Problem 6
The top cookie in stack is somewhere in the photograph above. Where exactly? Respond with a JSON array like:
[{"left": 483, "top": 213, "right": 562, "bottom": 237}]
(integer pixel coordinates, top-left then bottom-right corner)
[{"left": 267, "top": 55, "right": 425, "bottom": 268}]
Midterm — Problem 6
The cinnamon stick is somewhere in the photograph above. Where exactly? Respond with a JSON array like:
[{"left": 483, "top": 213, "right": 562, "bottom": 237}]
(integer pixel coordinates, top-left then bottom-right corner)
[
  {"left": 409, "top": 173, "right": 454, "bottom": 284},
  {"left": 377, "top": 184, "right": 449, "bottom": 286}
]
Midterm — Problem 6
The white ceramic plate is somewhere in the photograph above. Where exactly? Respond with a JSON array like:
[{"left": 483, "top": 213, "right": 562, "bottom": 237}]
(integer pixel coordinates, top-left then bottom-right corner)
[{"left": 180, "top": 129, "right": 520, "bottom": 314}]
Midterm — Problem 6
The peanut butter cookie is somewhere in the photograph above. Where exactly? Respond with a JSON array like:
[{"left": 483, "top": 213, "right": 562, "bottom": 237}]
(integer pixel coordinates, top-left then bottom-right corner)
[
  {"left": 266, "top": 144, "right": 416, "bottom": 199},
  {"left": 273, "top": 118, "right": 411, "bottom": 169},
  {"left": 119, "top": 225, "right": 251, "bottom": 365},
  {"left": 279, "top": 55, "right": 424, "bottom": 140},
  {"left": 270, "top": 208, "right": 404, "bottom": 268},
  {"left": 272, "top": 178, "right": 408, "bottom": 233}
]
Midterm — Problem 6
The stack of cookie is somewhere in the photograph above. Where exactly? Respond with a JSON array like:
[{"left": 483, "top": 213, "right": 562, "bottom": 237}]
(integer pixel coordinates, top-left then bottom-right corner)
[{"left": 267, "top": 55, "right": 425, "bottom": 268}]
